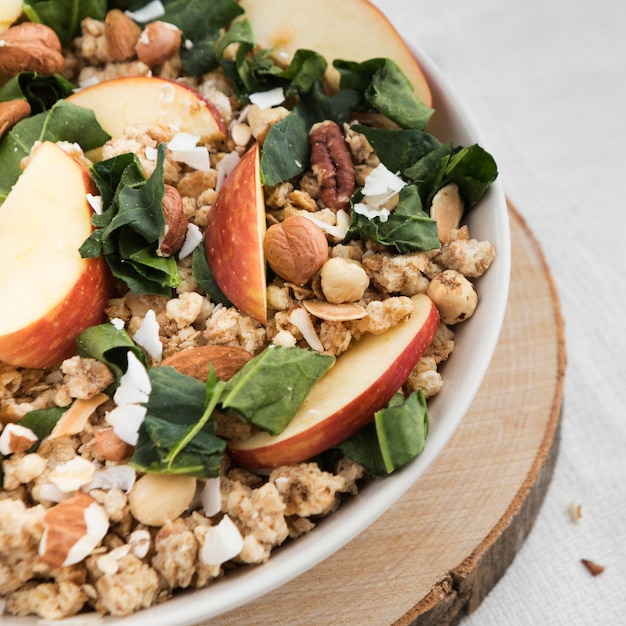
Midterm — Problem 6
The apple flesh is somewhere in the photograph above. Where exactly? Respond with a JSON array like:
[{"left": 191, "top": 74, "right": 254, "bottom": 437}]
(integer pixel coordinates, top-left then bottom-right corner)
[
  {"left": 67, "top": 75, "right": 227, "bottom": 143},
  {"left": 228, "top": 293, "right": 440, "bottom": 468},
  {"left": 0, "top": 141, "right": 113, "bottom": 368},
  {"left": 205, "top": 143, "right": 268, "bottom": 324},
  {"left": 0, "top": 0, "right": 21, "bottom": 32},
  {"left": 240, "top": 0, "right": 432, "bottom": 108}
]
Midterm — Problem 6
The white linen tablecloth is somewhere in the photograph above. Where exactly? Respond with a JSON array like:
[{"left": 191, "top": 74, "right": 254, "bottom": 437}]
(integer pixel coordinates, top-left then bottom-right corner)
[{"left": 373, "top": 1, "right": 626, "bottom": 624}]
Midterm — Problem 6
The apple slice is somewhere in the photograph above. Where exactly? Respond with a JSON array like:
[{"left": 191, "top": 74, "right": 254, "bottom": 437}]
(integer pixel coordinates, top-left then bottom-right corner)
[
  {"left": 67, "top": 75, "right": 227, "bottom": 143},
  {"left": 240, "top": 0, "right": 432, "bottom": 107},
  {"left": 0, "top": 0, "right": 21, "bottom": 32},
  {"left": 0, "top": 141, "right": 113, "bottom": 368},
  {"left": 205, "top": 143, "right": 268, "bottom": 324},
  {"left": 228, "top": 293, "right": 440, "bottom": 468}
]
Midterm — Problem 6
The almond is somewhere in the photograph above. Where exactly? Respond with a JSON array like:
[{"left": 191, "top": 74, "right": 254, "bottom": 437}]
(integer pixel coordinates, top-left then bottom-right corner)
[
  {"left": 158, "top": 184, "right": 188, "bottom": 257},
  {"left": 105, "top": 9, "right": 142, "bottom": 62},
  {"left": 160, "top": 345, "right": 253, "bottom": 381},
  {"left": 39, "top": 492, "right": 109, "bottom": 570},
  {"left": 135, "top": 21, "right": 182, "bottom": 67}
]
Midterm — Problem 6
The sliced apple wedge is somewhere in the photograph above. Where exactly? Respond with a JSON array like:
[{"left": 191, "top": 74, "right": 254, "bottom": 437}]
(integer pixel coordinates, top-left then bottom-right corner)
[
  {"left": 228, "top": 294, "right": 440, "bottom": 468},
  {"left": 205, "top": 143, "right": 268, "bottom": 324},
  {"left": 240, "top": 0, "right": 432, "bottom": 107},
  {"left": 0, "top": 141, "right": 113, "bottom": 368},
  {"left": 0, "top": 0, "right": 21, "bottom": 32},
  {"left": 67, "top": 75, "right": 227, "bottom": 142}
]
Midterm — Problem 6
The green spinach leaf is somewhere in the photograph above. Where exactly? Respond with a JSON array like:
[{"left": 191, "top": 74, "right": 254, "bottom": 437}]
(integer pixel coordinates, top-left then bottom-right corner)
[
  {"left": 0, "top": 100, "right": 110, "bottom": 202},
  {"left": 335, "top": 58, "right": 434, "bottom": 130},
  {"left": 221, "top": 346, "right": 335, "bottom": 435},
  {"left": 131, "top": 366, "right": 226, "bottom": 477},
  {"left": 346, "top": 184, "right": 440, "bottom": 253},
  {"left": 338, "top": 390, "right": 429, "bottom": 476},
  {"left": 81, "top": 144, "right": 180, "bottom": 295},
  {"left": 23, "top": 0, "right": 107, "bottom": 46},
  {"left": 0, "top": 72, "right": 74, "bottom": 113},
  {"left": 191, "top": 241, "right": 232, "bottom": 306},
  {"left": 76, "top": 323, "right": 145, "bottom": 386},
  {"left": 18, "top": 406, "right": 68, "bottom": 451}
]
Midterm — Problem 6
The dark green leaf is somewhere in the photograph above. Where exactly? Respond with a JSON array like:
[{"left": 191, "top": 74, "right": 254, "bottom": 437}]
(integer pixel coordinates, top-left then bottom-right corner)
[
  {"left": 351, "top": 125, "right": 442, "bottom": 176},
  {"left": 334, "top": 58, "right": 434, "bottom": 129},
  {"left": 338, "top": 390, "right": 429, "bottom": 476},
  {"left": 23, "top": 0, "right": 107, "bottom": 46},
  {"left": 0, "top": 100, "right": 110, "bottom": 201},
  {"left": 375, "top": 389, "right": 429, "bottom": 473},
  {"left": 347, "top": 185, "right": 440, "bottom": 253},
  {"left": 191, "top": 241, "right": 232, "bottom": 306},
  {"left": 18, "top": 407, "right": 68, "bottom": 451},
  {"left": 76, "top": 323, "right": 145, "bottom": 386},
  {"left": 0, "top": 72, "right": 74, "bottom": 113},
  {"left": 221, "top": 346, "right": 335, "bottom": 435},
  {"left": 131, "top": 366, "right": 226, "bottom": 477}
]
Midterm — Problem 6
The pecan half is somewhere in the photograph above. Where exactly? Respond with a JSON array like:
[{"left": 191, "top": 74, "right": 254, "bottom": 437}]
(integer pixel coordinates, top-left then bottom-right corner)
[
  {"left": 0, "top": 23, "right": 64, "bottom": 80},
  {"left": 0, "top": 99, "right": 30, "bottom": 137},
  {"left": 309, "top": 120, "right": 355, "bottom": 211}
]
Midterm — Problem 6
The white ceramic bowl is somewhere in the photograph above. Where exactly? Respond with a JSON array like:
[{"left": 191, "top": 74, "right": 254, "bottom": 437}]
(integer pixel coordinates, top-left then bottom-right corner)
[{"left": 2, "top": 41, "right": 510, "bottom": 626}]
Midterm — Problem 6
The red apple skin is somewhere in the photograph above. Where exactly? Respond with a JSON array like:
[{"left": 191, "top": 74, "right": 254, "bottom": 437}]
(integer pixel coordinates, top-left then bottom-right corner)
[
  {"left": 205, "top": 143, "right": 268, "bottom": 324},
  {"left": 0, "top": 257, "right": 113, "bottom": 368},
  {"left": 228, "top": 294, "right": 440, "bottom": 468}
]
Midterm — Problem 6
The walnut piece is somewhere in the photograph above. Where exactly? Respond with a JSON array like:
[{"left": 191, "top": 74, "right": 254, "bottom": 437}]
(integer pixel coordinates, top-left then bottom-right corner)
[
  {"left": 0, "top": 23, "right": 64, "bottom": 80},
  {"left": 309, "top": 120, "right": 355, "bottom": 211}
]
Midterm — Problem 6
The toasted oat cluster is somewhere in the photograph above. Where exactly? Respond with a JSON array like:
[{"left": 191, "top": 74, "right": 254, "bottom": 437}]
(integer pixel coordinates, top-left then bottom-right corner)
[{"left": 0, "top": 10, "right": 495, "bottom": 621}]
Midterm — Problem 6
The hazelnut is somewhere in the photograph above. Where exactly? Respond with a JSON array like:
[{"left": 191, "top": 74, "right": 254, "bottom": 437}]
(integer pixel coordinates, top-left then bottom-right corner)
[
  {"left": 426, "top": 269, "right": 477, "bottom": 324},
  {"left": 263, "top": 215, "right": 329, "bottom": 286},
  {"left": 135, "top": 21, "right": 182, "bottom": 67},
  {"left": 320, "top": 257, "right": 370, "bottom": 303}
]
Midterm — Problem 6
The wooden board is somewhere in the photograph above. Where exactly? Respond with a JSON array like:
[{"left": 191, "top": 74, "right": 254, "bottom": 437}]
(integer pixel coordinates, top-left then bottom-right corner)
[{"left": 203, "top": 203, "right": 566, "bottom": 626}]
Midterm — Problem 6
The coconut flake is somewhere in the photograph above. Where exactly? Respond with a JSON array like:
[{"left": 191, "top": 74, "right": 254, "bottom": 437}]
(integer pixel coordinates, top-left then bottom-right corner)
[
  {"left": 110, "top": 317, "right": 125, "bottom": 330},
  {"left": 362, "top": 163, "right": 406, "bottom": 196},
  {"left": 168, "top": 132, "right": 211, "bottom": 171},
  {"left": 249, "top": 87, "right": 285, "bottom": 110},
  {"left": 201, "top": 477, "right": 222, "bottom": 517},
  {"left": 86, "top": 193, "right": 103, "bottom": 214},
  {"left": 216, "top": 151, "right": 241, "bottom": 191},
  {"left": 114, "top": 351, "right": 152, "bottom": 405},
  {"left": 178, "top": 222, "right": 203, "bottom": 259},
  {"left": 128, "top": 529, "right": 152, "bottom": 559},
  {"left": 131, "top": 311, "right": 162, "bottom": 361},
  {"left": 302, "top": 209, "right": 351, "bottom": 242},
  {"left": 38, "top": 482, "right": 71, "bottom": 503},
  {"left": 144, "top": 145, "right": 158, "bottom": 161},
  {"left": 200, "top": 515, "right": 244, "bottom": 566},
  {"left": 125, "top": 0, "right": 165, "bottom": 22},
  {"left": 288, "top": 307, "right": 324, "bottom": 352},
  {"left": 354, "top": 201, "right": 391, "bottom": 223},
  {"left": 48, "top": 457, "right": 97, "bottom": 493},
  {"left": 85, "top": 465, "right": 136, "bottom": 493},
  {"left": 106, "top": 404, "right": 146, "bottom": 446}
]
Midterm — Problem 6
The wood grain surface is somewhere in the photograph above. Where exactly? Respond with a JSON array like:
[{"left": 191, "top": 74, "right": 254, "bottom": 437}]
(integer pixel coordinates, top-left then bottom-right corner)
[{"left": 202, "top": 203, "right": 566, "bottom": 626}]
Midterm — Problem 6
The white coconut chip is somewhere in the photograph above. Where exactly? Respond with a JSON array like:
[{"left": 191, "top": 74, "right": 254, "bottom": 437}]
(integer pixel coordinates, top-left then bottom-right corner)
[
  {"left": 86, "top": 193, "right": 103, "bottom": 214},
  {"left": 106, "top": 404, "right": 147, "bottom": 447},
  {"left": 201, "top": 477, "right": 222, "bottom": 517},
  {"left": 38, "top": 482, "right": 71, "bottom": 503},
  {"left": 200, "top": 515, "right": 244, "bottom": 566},
  {"left": 288, "top": 307, "right": 324, "bottom": 352},
  {"left": 131, "top": 310, "right": 162, "bottom": 361},
  {"left": 48, "top": 457, "right": 97, "bottom": 493},
  {"left": 110, "top": 317, "right": 125, "bottom": 330},
  {"left": 362, "top": 162, "right": 406, "bottom": 196},
  {"left": 168, "top": 132, "right": 211, "bottom": 171},
  {"left": 178, "top": 222, "right": 203, "bottom": 259},
  {"left": 249, "top": 87, "right": 285, "bottom": 109},
  {"left": 85, "top": 465, "right": 136, "bottom": 494},
  {"left": 125, "top": 0, "right": 165, "bottom": 22},
  {"left": 215, "top": 150, "right": 241, "bottom": 191}
]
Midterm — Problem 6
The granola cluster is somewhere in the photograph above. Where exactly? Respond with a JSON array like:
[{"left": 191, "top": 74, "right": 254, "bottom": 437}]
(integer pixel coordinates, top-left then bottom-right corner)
[{"left": 0, "top": 11, "right": 495, "bottom": 621}]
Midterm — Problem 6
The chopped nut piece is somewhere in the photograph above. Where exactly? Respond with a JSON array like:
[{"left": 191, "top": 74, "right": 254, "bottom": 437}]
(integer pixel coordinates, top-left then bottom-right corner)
[
  {"left": 0, "top": 422, "right": 37, "bottom": 455},
  {"left": 0, "top": 99, "right": 31, "bottom": 138},
  {"left": 581, "top": 558, "right": 605, "bottom": 576},
  {"left": 569, "top": 501, "right": 583, "bottom": 523}
]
